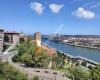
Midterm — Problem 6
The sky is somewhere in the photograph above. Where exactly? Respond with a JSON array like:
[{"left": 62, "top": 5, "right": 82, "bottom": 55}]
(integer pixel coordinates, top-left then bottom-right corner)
[{"left": 0, "top": 0, "right": 100, "bottom": 35}]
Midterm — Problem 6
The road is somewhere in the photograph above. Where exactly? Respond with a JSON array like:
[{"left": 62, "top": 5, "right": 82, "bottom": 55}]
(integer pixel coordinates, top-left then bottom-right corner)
[{"left": 1, "top": 45, "right": 69, "bottom": 80}]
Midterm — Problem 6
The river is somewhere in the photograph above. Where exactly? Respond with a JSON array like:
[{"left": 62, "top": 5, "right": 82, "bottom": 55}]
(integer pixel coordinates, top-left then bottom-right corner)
[{"left": 42, "top": 39, "right": 100, "bottom": 63}]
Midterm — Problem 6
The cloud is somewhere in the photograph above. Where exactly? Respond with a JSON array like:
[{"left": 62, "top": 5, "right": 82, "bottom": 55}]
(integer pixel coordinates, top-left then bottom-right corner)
[
  {"left": 74, "top": 7, "right": 95, "bottom": 19},
  {"left": 82, "top": 2, "right": 94, "bottom": 8},
  {"left": 81, "top": 1, "right": 100, "bottom": 9},
  {"left": 90, "top": 3, "right": 100, "bottom": 8},
  {"left": 30, "top": 2, "right": 44, "bottom": 14},
  {"left": 49, "top": 4, "right": 64, "bottom": 13}
]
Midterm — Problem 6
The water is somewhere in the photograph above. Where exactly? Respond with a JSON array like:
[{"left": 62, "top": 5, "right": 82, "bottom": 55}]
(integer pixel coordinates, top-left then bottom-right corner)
[{"left": 42, "top": 39, "right": 100, "bottom": 63}]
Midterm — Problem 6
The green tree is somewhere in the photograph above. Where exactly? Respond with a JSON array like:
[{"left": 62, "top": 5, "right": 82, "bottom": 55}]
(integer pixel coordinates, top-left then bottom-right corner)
[
  {"left": 90, "top": 64, "right": 100, "bottom": 80},
  {"left": 54, "top": 53, "right": 64, "bottom": 69},
  {"left": 21, "top": 53, "right": 35, "bottom": 66},
  {"left": 19, "top": 37, "right": 25, "bottom": 43},
  {"left": 65, "top": 66, "right": 90, "bottom": 80},
  {"left": 12, "top": 35, "right": 65, "bottom": 69},
  {"left": 4, "top": 35, "right": 9, "bottom": 42},
  {"left": 27, "top": 36, "right": 32, "bottom": 41}
]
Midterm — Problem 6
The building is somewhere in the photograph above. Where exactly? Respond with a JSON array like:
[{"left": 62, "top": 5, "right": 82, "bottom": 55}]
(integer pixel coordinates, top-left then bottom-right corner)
[
  {"left": 4, "top": 32, "right": 19, "bottom": 44},
  {"left": 34, "top": 32, "right": 41, "bottom": 47},
  {"left": 0, "top": 29, "right": 4, "bottom": 54}
]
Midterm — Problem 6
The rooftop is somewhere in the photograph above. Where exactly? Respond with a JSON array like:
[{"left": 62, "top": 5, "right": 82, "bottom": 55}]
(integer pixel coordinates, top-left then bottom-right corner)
[
  {"left": 4, "top": 32, "right": 19, "bottom": 35},
  {"left": 0, "top": 29, "right": 4, "bottom": 32}
]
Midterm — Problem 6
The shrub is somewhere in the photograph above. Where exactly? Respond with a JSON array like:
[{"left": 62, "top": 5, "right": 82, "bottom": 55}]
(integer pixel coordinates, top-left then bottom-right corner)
[{"left": 32, "top": 76, "right": 39, "bottom": 80}]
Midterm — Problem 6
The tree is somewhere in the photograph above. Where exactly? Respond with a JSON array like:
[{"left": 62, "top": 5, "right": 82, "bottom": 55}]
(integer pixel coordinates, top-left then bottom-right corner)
[
  {"left": 21, "top": 53, "right": 35, "bottom": 66},
  {"left": 19, "top": 37, "right": 25, "bottom": 43},
  {"left": 4, "top": 35, "right": 9, "bottom": 42},
  {"left": 12, "top": 36, "right": 65, "bottom": 69},
  {"left": 50, "top": 53, "right": 64, "bottom": 69},
  {"left": 90, "top": 64, "right": 100, "bottom": 80},
  {"left": 65, "top": 66, "right": 90, "bottom": 80},
  {"left": 26, "top": 36, "right": 33, "bottom": 43}
]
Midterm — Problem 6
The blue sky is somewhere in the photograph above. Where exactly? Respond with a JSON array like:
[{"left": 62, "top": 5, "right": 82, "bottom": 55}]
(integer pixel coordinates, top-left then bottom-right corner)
[{"left": 0, "top": 0, "right": 100, "bottom": 35}]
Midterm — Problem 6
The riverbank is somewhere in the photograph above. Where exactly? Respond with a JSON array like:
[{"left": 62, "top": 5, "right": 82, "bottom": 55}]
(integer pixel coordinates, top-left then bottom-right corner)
[
  {"left": 61, "top": 42, "right": 100, "bottom": 50},
  {"left": 50, "top": 39, "right": 100, "bottom": 50}
]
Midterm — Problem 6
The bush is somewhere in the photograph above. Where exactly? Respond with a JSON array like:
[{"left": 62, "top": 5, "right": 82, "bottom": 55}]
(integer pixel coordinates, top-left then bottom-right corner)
[
  {"left": 19, "top": 37, "right": 25, "bottom": 43},
  {"left": 0, "top": 60, "right": 28, "bottom": 80},
  {"left": 32, "top": 76, "right": 39, "bottom": 80},
  {"left": 12, "top": 55, "right": 21, "bottom": 62}
]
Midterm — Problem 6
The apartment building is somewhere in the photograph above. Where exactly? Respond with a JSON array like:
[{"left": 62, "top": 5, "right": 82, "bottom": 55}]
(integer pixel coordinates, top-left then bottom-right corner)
[
  {"left": 0, "top": 29, "right": 4, "bottom": 54},
  {"left": 4, "top": 32, "right": 19, "bottom": 44}
]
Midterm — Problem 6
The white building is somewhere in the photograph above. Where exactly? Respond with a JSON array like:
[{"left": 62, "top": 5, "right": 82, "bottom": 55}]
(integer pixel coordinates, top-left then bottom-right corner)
[
  {"left": 4, "top": 32, "right": 19, "bottom": 44},
  {"left": 0, "top": 29, "right": 4, "bottom": 54}
]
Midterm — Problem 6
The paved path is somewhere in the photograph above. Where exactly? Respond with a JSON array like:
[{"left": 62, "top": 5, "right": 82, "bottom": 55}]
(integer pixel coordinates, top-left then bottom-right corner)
[{"left": 1, "top": 44, "right": 69, "bottom": 80}]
